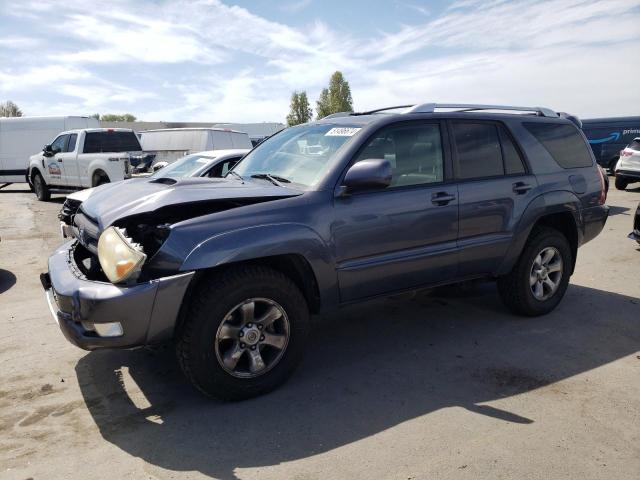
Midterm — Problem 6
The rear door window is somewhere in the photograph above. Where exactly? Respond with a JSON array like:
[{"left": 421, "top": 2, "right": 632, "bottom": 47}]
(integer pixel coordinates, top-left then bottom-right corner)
[
  {"left": 83, "top": 131, "right": 142, "bottom": 153},
  {"left": 524, "top": 123, "right": 593, "bottom": 168},
  {"left": 629, "top": 139, "right": 640, "bottom": 151},
  {"left": 452, "top": 122, "right": 503, "bottom": 179}
]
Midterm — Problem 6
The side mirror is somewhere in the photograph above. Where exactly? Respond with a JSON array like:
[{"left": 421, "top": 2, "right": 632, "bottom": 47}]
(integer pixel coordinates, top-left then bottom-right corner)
[
  {"left": 341, "top": 159, "right": 392, "bottom": 194},
  {"left": 43, "top": 144, "right": 54, "bottom": 157}
]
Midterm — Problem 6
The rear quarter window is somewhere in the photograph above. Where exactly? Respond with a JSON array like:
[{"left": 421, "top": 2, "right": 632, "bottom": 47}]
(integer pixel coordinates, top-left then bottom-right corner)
[
  {"left": 629, "top": 139, "right": 640, "bottom": 151},
  {"left": 83, "top": 131, "right": 142, "bottom": 154},
  {"left": 524, "top": 123, "right": 593, "bottom": 168}
]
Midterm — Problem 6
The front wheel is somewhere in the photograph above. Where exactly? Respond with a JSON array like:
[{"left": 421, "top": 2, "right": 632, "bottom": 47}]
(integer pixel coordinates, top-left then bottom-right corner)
[
  {"left": 615, "top": 177, "right": 628, "bottom": 191},
  {"left": 177, "top": 265, "right": 310, "bottom": 400},
  {"left": 498, "top": 227, "right": 572, "bottom": 316},
  {"left": 33, "top": 172, "right": 51, "bottom": 201}
]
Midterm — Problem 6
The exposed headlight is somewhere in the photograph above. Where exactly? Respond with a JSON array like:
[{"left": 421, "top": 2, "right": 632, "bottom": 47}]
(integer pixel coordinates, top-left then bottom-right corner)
[{"left": 97, "top": 226, "right": 147, "bottom": 283}]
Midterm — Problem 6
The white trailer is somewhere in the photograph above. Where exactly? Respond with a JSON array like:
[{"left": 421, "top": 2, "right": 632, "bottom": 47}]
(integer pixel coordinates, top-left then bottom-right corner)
[
  {"left": 140, "top": 128, "right": 252, "bottom": 164},
  {"left": 0, "top": 116, "right": 99, "bottom": 184}
]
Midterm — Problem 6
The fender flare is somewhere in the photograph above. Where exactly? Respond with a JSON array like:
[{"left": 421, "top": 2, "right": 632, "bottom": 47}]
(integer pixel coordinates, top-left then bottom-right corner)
[
  {"left": 496, "top": 190, "right": 582, "bottom": 276},
  {"left": 89, "top": 166, "right": 110, "bottom": 186},
  {"left": 29, "top": 165, "right": 44, "bottom": 181},
  {"left": 180, "top": 223, "right": 339, "bottom": 311}
]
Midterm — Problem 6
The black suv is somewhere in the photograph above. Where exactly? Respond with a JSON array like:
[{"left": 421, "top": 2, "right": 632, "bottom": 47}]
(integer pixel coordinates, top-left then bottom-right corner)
[{"left": 41, "top": 103, "right": 609, "bottom": 400}]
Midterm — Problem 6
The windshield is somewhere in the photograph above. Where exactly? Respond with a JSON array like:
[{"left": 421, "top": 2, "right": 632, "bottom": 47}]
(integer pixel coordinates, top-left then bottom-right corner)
[
  {"left": 151, "top": 154, "right": 216, "bottom": 179},
  {"left": 230, "top": 124, "right": 362, "bottom": 188}
]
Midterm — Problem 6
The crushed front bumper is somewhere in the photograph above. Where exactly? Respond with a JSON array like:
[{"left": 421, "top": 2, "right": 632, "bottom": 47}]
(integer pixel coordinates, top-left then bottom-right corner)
[{"left": 41, "top": 241, "right": 194, "bottom": 350}]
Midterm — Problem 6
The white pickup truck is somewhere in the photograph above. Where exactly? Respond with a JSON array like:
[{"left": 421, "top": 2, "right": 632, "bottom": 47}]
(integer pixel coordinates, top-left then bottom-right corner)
[{"left": 28, "top": 128, "right": 142, "bottom": 201}]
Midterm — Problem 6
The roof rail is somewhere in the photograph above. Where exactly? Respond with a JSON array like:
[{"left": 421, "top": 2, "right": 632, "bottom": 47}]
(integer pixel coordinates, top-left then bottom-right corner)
[
  {"left": 321, "top": 112, "right": 353, "bottom": 119},
  {"left": 358, "top": 105, "right": 414, "bottom": 115},
  {"left": 404, "top": 103, "right": 558, "bottom": 118}
]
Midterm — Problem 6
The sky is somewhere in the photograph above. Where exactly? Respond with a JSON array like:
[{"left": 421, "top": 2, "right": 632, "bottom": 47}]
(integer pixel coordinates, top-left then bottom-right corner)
[{"left": 0, "top": 0, "right": 639, "bottom": 123}]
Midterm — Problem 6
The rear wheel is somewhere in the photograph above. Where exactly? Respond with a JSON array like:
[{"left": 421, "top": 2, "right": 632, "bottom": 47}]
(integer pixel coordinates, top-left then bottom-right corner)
[
  {"left": 32, "top": 172, "right": 50, "bottom": 201},
  {"left": 498, "top": 227, "right": 572, "bottom": 316},
  {"left": 177, "top": 265, "right": 310, "bottom": 400},
  {"left": 615, "top": 177, "right": 628, "bottom": 191},
  {"left": 92, "top": 171, "right": 110, "bottom": 187}
]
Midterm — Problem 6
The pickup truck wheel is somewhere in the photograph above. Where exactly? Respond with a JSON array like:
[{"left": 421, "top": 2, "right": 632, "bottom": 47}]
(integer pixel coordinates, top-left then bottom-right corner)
[
  {"left": 92, "top": 171, "right": 110, "bottom": 187},
  {"left": 498, "top": 227, "right": 571, "bottom": 316},
  {"left": 614, "top": 177, "right": 628, "bottom": 190},
  {"left": 177, "top": 265, "right": 310, "bottom": 400},
  {"left": 33, "top": 172, "right": 50, "bottom": 201}
]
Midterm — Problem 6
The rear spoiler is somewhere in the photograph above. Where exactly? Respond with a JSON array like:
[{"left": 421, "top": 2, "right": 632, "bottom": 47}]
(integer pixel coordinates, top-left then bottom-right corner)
[{"left": 558, "top": 112, "right": 582, "bottom": 128}]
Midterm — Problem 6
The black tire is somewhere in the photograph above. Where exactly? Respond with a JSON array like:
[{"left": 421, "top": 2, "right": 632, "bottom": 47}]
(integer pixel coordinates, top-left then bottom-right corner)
[
  {"left": 615, "top": 177, "right": 628, "bottom": 191},
  {"left": 32, "top": 172, "right": 51, "bottom": 201},
  {"left": 177, "top": 265, "right": 310, "bottom": 401},
  {"left": 497, "top": 226, "right": 572, "bottom": 316},
  {"left": 608, "top": 158, "right": 618, "bottom": 175},
  {"left": 92, "top": 171, "right": 110, "bottom": 187}
]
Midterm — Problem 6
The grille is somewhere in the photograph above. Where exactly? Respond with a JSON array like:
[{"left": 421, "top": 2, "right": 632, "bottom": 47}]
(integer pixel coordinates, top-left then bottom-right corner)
[
  {"left": 59, "top": 198, "right": 82, "bottom": 224},
  {"left": 73, "top": 212, "right": 101, "bottom": 255}
]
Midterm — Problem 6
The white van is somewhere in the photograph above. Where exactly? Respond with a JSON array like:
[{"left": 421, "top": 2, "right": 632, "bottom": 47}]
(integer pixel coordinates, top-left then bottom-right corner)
[
  {"left": 0, "top": 116, "right": 99, "bottom": 184},
  {"left": 140, "top": 128, "right": 252, "bottom": 164}
]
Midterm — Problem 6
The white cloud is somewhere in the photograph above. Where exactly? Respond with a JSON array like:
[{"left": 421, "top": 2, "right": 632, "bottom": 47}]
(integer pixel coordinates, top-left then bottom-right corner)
[
  {"left": 0, "top": 66, "right": 92, "bottom": 92},
  {"left": 280, "top": 0, "right": 313, "bottom": 13},
  {"left": 0, "top": 36, "right": 40, "bottom": 49}
]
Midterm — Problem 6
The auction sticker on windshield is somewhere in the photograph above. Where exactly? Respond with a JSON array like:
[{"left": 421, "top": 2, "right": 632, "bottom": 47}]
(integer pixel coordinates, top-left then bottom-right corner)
[{"left": 325, "top": 127, "right": 361, "bottom": 136}]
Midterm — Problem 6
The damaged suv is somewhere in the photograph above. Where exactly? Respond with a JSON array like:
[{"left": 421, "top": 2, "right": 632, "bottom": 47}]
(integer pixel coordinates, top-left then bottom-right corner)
[{"left": 42, "top": 103, "right": 609, "bottom": 400}]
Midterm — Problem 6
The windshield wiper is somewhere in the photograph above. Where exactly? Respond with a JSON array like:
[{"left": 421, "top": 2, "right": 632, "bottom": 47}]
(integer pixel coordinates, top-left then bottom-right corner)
[
  {"left": 250, "top": 173, "right": 291, "bottom": 186},
  {"left": 228, "top": 170, "right": 244, "bottom": 181}
]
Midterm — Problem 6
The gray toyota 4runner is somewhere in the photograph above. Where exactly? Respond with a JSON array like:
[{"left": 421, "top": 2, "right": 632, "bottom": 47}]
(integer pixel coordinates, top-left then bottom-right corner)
[{"left": 41, "top": 103, "right": 609, "bottom": 400}]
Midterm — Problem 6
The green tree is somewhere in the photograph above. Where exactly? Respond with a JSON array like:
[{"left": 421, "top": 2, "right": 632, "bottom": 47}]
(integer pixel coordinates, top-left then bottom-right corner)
[
  {"left": 316, "top": 71, "right": 354, "bottom": 119},
  {"left": 286, "top": 91, "right": 313, "bottom": 126},
  {"left": 0, "top": 100, "right": 23, "bottom": 117},
  {"left": 316, "top": 88, "right": 331, "bottom": 120},
  {"left": 90, "top": 113, "right": 100, "bottom": 120},
  {"left": 100, "top": 113, "right": 137, "bottom": 122}
]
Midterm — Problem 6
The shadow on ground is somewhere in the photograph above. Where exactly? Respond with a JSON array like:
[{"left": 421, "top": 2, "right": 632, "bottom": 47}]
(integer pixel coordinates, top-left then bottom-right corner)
[
  {"left": 0, "top": 269, "right": 17, "bottom": 294},
  {"left": 76, "top": 282, "right": 640, "bottom": 480},
  {"left": 607, "top": 205, "right": 630, "bottom": 216},
  {"left": 0, "top": 188, "right": 31, "bottom": 194}
]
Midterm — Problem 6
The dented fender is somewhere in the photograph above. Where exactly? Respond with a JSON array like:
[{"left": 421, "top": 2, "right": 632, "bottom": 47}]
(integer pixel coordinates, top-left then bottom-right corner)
[{"left": 180, "top": 222, "right": 340, "bottom": 311}]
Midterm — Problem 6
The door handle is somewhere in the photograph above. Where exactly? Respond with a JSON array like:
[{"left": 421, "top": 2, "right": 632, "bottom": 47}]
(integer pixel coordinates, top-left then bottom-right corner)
[
  {"left": 512, "top": 182, "right": 532, "bottom": 194},
  {"left": 57, "top": 158, "right": 63, "bottom": 162},
  {"left": 431, "top": 192, "right": 456, "bottom": 206}
]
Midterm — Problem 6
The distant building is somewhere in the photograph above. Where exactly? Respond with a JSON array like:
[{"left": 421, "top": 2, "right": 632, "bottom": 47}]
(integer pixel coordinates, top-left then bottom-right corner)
[{"left": 99, "top": 120, "right": 284, "bottom": 144}]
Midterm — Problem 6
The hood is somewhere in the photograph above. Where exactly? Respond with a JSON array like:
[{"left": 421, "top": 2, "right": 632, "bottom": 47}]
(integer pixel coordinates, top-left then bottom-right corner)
[
  {"left": 67, "top": 186, "right": 97, "bottom": 203},
  {"left": 80, "top": 176, "right": 302, "bottom": 228}
]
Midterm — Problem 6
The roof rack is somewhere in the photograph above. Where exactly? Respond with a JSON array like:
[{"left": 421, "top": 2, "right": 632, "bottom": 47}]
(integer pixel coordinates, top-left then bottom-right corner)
[
  {"left": 358, "top": 105, "right": 414, "bottom": 115},
  {"left": 403, "top": 103, "right": 558, "bottom": 117},
  {"left": 322, "top": 112, "right": 354, "bottom": 119},
  {"left": 322, "top": 103, "right": 559, "bottom": 119}
]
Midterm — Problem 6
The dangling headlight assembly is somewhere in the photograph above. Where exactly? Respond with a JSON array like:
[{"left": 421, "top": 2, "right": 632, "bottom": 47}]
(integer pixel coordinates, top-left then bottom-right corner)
[{"left": 97, "top": 226, "right": 147, "bottom": 283}]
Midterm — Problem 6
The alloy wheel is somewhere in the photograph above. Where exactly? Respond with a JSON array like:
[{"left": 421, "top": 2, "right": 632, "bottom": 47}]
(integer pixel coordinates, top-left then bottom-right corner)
[
  {"left": 529, "top": 246, "right": 563, "bottom": 301},
  {"left": 214, "top": 298, "right": 290, "bottom": 378}
]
